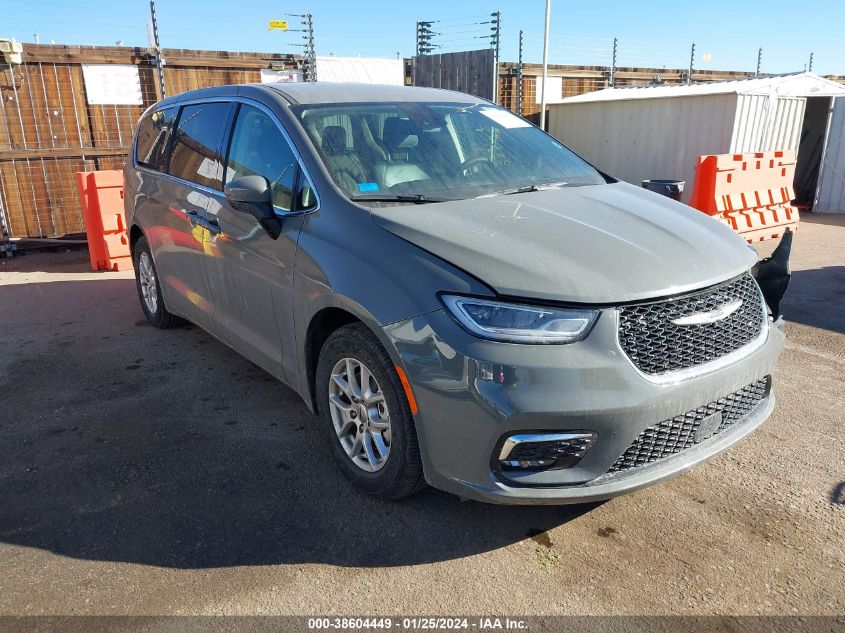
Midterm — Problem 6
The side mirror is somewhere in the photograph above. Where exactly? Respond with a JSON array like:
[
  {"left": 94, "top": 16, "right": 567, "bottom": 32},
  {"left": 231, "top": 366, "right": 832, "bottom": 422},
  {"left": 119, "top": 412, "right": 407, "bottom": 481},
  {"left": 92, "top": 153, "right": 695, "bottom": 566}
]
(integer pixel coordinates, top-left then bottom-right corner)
[{"left": 224, "top": 175, "right": 281, "bottom": 239}]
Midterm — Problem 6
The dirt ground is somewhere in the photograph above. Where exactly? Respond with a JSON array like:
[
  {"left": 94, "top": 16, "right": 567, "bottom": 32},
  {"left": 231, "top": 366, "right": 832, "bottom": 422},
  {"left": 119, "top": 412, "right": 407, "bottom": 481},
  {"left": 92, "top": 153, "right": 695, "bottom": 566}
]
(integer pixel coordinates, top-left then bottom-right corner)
[{"left": 0, "top": 215, "right": 842, "bottom": 617}]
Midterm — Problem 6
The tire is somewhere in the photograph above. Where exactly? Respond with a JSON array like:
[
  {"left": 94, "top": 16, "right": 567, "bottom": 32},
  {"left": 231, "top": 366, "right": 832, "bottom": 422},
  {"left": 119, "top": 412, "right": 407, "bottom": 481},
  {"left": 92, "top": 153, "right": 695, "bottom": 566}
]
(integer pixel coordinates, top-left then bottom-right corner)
[
  {"left": 316, "top": 323, "right": 426, "bottom": 500},
  {"left": 133, "top": 235, "right": 183, "bottom": 329}
]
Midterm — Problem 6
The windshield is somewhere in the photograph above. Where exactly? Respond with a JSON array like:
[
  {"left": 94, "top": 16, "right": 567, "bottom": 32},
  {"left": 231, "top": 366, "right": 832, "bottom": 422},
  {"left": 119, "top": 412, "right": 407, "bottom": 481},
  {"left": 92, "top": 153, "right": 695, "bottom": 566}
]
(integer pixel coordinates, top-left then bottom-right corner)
[{"left": 292, "top": 102, "right": 606, "bottom": 203}]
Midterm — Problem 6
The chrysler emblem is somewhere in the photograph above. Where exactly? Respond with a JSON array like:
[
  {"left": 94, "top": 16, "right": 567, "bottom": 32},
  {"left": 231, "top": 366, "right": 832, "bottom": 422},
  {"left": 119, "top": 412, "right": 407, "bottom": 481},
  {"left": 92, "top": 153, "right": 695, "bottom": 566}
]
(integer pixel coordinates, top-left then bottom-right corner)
[{"left": 671, "top": 299, "right": 743, "bottom": 326}]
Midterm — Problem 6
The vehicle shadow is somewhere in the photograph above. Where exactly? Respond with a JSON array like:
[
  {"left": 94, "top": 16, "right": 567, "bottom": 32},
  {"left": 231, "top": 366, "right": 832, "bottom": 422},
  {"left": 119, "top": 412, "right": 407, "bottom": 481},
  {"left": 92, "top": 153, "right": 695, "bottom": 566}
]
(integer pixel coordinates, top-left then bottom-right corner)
[
  {"left": 0, "top": 279, "right": 595, "bottom": 570},
  {"left": 780, "top": 266, "right": 845, "bottom": 334}
]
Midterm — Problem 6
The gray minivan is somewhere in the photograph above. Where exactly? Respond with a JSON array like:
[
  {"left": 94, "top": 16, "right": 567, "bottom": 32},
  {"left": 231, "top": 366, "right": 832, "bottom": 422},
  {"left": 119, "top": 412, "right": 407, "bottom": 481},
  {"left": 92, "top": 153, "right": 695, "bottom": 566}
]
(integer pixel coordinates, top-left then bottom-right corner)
[{"left": 125, "top": 83, "right": 784, "bottom": 504}]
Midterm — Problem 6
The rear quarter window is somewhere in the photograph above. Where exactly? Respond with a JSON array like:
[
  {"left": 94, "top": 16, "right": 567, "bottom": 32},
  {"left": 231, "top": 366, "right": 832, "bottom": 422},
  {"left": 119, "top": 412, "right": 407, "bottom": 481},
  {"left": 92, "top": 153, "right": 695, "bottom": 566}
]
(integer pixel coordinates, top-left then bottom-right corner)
[{"left": 135, "top": 107, "right": 177, "bottom": 172}]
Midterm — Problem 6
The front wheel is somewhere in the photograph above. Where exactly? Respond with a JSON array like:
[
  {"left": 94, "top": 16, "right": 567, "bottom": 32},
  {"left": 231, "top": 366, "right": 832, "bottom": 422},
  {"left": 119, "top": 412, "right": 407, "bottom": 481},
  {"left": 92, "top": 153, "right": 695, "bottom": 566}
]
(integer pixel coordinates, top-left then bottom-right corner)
[{"left": 315, "top": 323, "right": 426, "bottom": 500}]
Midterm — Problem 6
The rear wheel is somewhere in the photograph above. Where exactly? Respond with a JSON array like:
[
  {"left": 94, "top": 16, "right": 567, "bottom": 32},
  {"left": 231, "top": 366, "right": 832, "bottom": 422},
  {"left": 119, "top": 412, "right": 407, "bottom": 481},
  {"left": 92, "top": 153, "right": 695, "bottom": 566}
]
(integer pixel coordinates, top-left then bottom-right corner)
[
  {"left": 316, "top": 323, "right": 426, "bottom": 499},
  {"left": 133, "top": 236, "right": 183, "bottom": 329}
]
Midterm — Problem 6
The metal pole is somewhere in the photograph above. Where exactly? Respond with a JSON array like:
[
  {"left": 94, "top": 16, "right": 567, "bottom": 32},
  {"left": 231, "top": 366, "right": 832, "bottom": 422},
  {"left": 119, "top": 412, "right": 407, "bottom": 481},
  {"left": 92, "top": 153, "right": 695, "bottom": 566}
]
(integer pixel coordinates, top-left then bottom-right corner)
[
  {"left": 756, "top": 47, "right": 762, "bottom": 77},
  {"left": 149, "top": 0, "right": 166, "bottom": 98},
  {"left": 610, "top": 37, "right": 618, "bottom": 87},
  {"left": 303, "top": 13, "right": 316, "bottom": 82},
  {"left": 808, "top": 52, "right": 814, "bottom": 72},
  {"left": 687, "top": 42, "right": 695, "bottom": 85},
  {"left": 539, "top": 0, "right": 551, "bottom": 131},
  {"left": 517, "top": 29, "right": 523, "bottom": 116},
  {"left": 488, "top": 11, "right": 501, "bottom": 103}
]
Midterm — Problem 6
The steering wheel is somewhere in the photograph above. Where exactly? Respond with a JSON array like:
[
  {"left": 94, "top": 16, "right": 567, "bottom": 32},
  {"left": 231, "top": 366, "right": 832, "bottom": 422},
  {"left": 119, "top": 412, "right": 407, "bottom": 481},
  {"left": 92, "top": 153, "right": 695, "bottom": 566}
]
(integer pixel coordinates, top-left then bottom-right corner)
[{"left": 459, "top": 157, "right": 498, "bottom": 178}]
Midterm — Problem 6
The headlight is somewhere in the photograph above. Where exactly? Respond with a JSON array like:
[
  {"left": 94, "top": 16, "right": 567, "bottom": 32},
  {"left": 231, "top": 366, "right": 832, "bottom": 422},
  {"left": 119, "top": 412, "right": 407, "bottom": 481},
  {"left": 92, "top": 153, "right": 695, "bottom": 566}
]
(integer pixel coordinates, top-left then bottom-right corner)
[{"left": 441, "top": 295, "right": 598, "bottom": 344}]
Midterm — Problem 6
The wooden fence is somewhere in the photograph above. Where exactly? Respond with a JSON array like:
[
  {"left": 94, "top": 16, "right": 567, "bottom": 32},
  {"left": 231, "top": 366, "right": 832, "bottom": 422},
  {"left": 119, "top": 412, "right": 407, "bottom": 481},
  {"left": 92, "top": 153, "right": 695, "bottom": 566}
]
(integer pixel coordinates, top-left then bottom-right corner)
[
  {"left": 412, "top": 50, "right": 497, "bottom": 101},
  {"left": 2, "top": 43, "right": 842, "bottom": 239},
  {"left": 0, "top": 44, "right": 300, "bottom": 238}
]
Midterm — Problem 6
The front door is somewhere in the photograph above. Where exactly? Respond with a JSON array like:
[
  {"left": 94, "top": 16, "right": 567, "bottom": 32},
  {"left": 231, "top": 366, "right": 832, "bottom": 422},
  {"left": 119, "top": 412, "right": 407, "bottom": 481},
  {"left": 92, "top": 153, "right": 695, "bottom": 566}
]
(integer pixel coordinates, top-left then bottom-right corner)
[{"left": 204, "top": 102, "right": 311, "bottom": 381}]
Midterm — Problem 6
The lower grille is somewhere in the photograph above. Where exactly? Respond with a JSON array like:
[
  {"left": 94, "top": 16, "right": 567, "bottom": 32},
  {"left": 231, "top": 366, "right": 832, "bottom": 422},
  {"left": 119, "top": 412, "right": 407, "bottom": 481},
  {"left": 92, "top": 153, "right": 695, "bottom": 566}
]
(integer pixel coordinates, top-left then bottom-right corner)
[{"left": 608, "top": 377, "right": 770, "bottom": 474}]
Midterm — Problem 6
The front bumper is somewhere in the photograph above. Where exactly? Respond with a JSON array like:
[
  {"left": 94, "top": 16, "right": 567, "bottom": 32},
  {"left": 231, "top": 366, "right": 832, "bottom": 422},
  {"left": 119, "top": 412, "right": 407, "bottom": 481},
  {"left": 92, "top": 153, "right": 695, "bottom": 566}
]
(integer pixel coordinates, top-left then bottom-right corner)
[{"left": 384, "top": 308, "right": 784, "bottom": 505}]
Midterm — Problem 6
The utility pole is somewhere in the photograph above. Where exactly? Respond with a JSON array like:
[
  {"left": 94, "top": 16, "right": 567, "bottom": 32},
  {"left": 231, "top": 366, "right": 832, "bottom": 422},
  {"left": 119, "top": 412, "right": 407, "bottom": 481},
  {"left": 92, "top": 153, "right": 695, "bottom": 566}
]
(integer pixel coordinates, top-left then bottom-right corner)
[
  {"left": 516, "top": 29, "right": 524, "bottom": 116},
  {"left": 539, "top": 0, "right": 551, "bottom": 131},
  {"left": 687, "top": 42, "right": 695, "bottom": 85},
  {"left": 490, "top": 11, "right": 501, "bottom": 61},
  {"left": 609, "top": 37, "right": 618, "bottom": 87},
  {"left": 149, "top": 0, "right": 166, "bottom": 98},
  {"left": 302, "top": 13, "right": 316, "bottom": 81},
  {"left": 415, "top": 21, "right": 434, "bottom": 56},
  {"left": 808, "top": 52, "right": 814, "bottom": 72},
  {"left": 755, "top": 47, "right": 762, "bottom": 77},
  {"left": 490, "top": 10, "right": 501, "bottom": 103}
]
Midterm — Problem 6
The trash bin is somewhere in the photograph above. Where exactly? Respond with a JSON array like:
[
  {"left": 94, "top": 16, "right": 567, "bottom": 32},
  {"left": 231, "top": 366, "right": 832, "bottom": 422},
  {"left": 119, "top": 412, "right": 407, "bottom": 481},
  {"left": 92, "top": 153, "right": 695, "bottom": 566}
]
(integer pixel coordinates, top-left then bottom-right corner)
[{"left": 642, "top": 179, "right": 685, "bottom": 201}]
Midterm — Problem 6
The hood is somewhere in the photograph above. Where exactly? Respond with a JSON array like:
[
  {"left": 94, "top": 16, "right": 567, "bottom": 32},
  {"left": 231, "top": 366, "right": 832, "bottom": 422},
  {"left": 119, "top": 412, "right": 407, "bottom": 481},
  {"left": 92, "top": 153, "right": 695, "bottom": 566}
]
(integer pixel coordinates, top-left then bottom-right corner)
[{"left": 369, "top": 181, "right": 756, "bottom": 304}]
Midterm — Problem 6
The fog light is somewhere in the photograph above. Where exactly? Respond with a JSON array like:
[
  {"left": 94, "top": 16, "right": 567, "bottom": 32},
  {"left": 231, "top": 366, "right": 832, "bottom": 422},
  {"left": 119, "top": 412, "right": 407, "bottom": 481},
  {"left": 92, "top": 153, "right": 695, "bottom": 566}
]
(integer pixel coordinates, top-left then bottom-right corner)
[{"left": 497, "top": 432, "right": 597, "bottom": 471}]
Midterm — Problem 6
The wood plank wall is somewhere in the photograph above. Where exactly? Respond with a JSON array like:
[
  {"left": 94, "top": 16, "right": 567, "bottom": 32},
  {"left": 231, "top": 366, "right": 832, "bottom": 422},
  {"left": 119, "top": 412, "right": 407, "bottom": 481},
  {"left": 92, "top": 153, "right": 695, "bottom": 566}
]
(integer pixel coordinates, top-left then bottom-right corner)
[
  {"left": 496, "top": 63, "right": 769, "bottom": 120},
  {"left": 0, "top": 44, "right": 300, "bottom": 238},
  {"left": 2, "top": 43, "right": 842, "bottom": 239},
  {"left": 412, "top": 50, "right": 496, "bottom": 101}
]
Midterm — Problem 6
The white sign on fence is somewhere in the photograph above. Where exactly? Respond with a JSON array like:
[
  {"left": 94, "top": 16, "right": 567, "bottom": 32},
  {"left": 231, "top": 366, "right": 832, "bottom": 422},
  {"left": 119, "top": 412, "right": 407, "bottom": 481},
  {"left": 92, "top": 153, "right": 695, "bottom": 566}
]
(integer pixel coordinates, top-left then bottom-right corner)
[
  {"left": 260, "top": 68, "right": 302, "bottom": 84},
  {"left": 535, "top": 76, "right": 565, "bottom": 105},
  {"left": 81, "top": 64, "right": 143, "bottom": 105}
]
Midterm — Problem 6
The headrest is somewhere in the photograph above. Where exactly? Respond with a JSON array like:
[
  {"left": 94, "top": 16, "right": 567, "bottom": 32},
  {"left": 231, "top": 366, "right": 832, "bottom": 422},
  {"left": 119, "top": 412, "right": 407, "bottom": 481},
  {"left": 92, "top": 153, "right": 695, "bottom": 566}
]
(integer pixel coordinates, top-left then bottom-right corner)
[
  {"left": 383, "top": 118, "right": 418, "bottom": 151},
  {"left": 322, "top": 126, "right": 348, "bottom": 153}
]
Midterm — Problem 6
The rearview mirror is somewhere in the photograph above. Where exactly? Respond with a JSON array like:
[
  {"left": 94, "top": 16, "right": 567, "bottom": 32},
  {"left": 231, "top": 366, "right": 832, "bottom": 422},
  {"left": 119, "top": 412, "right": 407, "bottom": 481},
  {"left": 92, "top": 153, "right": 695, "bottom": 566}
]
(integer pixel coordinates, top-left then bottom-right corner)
[{"left": 224, "top": 175, "right": 281, "bottom": 239}]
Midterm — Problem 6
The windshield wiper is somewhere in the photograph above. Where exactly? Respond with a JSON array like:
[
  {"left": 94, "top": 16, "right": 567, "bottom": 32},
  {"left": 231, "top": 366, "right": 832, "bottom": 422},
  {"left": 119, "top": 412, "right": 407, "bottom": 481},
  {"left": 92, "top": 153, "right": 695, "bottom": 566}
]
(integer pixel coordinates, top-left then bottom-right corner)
[
  {"left": 477, "top": 181, "right": 570, "bottom": 198},
  {"left": 351, "top": 194, "right": 454, "bottom": 204}
]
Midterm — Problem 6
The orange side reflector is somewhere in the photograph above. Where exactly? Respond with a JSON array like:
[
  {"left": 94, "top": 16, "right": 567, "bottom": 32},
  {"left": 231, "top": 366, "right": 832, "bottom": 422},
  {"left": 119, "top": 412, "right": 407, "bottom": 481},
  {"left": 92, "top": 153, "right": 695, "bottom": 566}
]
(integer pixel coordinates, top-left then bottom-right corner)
[{"left": 395, "top": 365, "right": 419, "bottom": 415}]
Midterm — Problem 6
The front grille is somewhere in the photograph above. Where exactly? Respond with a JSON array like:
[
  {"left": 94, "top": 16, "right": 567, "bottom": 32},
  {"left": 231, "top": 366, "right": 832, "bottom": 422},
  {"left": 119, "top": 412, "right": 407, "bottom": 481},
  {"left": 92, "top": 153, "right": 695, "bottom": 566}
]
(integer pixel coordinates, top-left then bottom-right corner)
[
  {"left": 608, "top": 377, "right": 770, "bottom": 474},
  {"left": 618, "top": 274, "right": 765, "bottom": 376}
]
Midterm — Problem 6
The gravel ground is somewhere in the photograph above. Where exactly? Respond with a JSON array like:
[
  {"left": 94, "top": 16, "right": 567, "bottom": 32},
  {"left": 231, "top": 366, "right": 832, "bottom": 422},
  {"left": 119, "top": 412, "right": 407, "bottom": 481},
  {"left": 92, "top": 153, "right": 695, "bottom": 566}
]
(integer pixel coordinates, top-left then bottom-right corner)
[{"left": 0, "top": 215, "right": 842, "bottom": 617}]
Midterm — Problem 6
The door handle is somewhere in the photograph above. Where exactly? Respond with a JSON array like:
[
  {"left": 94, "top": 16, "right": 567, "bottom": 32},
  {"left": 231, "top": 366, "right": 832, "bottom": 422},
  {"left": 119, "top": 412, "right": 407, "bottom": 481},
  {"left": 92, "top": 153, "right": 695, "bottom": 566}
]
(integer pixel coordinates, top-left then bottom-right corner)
[
  {"left": 184, "top": 209, "right": 221, "bottom": 235},
  {"left": 205, "top": 217, "right": 222, "bottom": 235}
]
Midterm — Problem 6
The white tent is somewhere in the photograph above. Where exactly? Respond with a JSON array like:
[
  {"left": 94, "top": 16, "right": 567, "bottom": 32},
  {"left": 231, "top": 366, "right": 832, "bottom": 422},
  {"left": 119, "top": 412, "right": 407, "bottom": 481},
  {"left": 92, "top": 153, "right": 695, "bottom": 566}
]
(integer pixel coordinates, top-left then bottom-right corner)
[{"left": 548, "top": 72, "right": 845, "bottom": 211}]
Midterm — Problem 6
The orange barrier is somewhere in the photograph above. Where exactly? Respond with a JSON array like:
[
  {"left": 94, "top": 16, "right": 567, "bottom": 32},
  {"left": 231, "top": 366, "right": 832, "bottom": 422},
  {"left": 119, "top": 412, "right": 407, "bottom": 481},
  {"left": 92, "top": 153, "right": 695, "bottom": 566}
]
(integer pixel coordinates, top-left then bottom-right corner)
[
  {"left": 688, "top": 150, "right": 799, "bottom": 243},
  {"left": 74, "top": 170, "right": 132, "bottom": 271}
]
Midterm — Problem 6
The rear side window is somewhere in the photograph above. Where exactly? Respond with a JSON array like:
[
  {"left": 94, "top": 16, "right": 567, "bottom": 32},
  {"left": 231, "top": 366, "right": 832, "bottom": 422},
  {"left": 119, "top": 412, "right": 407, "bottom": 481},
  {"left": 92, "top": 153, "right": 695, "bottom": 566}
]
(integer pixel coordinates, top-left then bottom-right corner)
[
  {"left": 168, "top": 102, "right": 233, "bottom": 190},
  {"left": 225, "top": 104, "right": 297, "bottom": 211},
  {"left": 135, "top": 107, "right": 177, "bottom": 172}
]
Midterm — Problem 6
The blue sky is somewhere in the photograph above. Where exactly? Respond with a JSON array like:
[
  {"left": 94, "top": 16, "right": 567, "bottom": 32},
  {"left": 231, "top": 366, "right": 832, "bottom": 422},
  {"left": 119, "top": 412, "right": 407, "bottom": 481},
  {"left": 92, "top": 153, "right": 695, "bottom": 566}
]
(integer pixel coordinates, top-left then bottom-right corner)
[{"left": 4, "top": 0, "right": 843, "bottom": 75}]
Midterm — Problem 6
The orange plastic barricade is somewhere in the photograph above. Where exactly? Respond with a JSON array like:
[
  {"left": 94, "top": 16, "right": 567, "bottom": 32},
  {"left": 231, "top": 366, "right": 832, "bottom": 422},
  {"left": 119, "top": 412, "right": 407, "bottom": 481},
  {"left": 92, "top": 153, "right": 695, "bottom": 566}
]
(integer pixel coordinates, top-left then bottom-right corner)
[
  {"left": 688, "top": 150, "right": 800, "bottom": 243},
  {"left": 74, "top": 170, "right": 132, "bottom": 271}
]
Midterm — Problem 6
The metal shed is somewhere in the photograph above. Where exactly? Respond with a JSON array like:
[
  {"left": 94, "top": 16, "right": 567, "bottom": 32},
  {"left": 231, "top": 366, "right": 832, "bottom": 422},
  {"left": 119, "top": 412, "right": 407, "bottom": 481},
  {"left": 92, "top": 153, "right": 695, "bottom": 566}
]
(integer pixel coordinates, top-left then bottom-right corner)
[
  {"left": 547, "top": 73, "right": 845, "bottom": 210},
  {"left": 815, "top": 98, "right": 845, "bottom": 212}
]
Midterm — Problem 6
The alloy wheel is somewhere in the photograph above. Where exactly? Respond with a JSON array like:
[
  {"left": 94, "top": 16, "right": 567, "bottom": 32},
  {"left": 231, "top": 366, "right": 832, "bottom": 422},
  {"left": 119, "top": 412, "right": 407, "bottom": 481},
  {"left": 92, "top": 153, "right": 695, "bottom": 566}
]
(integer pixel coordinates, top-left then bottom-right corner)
[
  {"left": 328, "top": 357, "right": 392, "bottom": 472},
  {"left": 138, "top": 251, "right": 158, "bottom": 314}
]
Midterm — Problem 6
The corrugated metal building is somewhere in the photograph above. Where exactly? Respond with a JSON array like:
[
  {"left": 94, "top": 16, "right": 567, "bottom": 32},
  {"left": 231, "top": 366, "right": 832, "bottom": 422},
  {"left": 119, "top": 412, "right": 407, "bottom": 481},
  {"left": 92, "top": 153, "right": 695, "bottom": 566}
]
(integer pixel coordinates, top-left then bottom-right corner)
[
  {"left": 547, "top": 73, "right": 845, "bottom": 210},
  {"left": 815, "top": 98, "right": 845, "bottom": 212}
]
